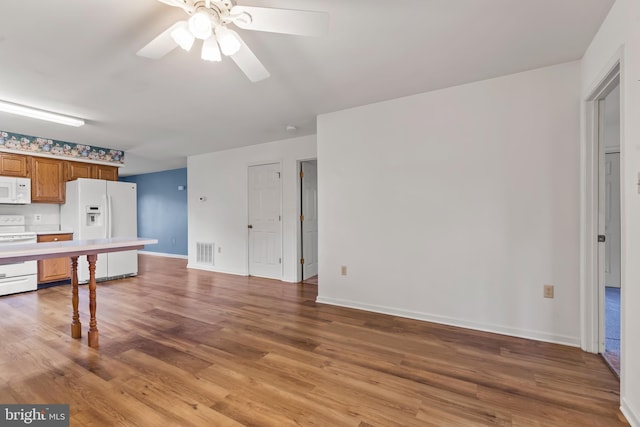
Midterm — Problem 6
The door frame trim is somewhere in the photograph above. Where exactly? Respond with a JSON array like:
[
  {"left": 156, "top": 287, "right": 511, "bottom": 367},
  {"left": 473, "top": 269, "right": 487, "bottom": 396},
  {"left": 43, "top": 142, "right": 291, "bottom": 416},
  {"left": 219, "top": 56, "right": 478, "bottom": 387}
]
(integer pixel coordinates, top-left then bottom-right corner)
[
  {"left": 300, "top": 161, "right": 305, "bottom": 282},
  {"left": 581, "top": 51, "right": 622, "bottom": 354},
  {"left": 296, "top": 158, "right": 317, "bottom": 283}
]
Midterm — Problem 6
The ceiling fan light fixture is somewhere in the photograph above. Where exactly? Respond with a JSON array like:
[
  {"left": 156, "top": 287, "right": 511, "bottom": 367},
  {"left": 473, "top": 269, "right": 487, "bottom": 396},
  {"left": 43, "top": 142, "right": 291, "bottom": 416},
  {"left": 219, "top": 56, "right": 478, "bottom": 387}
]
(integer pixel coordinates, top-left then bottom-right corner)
[
  {"left": 201, "top": 37, "right": 221, "bottom": 62},
  {"left": 171, "top": 22, "right": 195, "bottom": 51},
  {"left": 188, "top": 11, "right": 213, "bottom": 40},
  {"left": 215, "top": 26, "right": 242, "bottom": 56}
]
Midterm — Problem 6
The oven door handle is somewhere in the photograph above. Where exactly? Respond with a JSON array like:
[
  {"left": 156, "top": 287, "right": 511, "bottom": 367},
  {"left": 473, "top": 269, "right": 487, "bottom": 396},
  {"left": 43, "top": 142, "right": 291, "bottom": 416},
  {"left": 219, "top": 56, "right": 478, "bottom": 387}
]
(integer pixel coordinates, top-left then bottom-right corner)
[
  {"left": 0, "top": 276, "right": 30, "bottom": 284},
  {"left": 0, "top": 236, "right": 36, "bottom": 243}
]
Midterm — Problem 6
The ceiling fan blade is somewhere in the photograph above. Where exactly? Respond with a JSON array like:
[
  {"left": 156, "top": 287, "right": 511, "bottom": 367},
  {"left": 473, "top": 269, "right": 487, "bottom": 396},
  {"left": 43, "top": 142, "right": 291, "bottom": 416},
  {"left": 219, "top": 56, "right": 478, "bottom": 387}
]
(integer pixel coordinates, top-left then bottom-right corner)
[
  {"left": 229, "top": 31, "right": 270, "bottom": 82},
  {"left": 157, "top": 0, "right": 187, "bottom": 8},
  {"left": 230, "top": 6, "right": 329, "bottom": 37},
  {"left": 136, "top": 21, "right": 185, "bottom": 59}
]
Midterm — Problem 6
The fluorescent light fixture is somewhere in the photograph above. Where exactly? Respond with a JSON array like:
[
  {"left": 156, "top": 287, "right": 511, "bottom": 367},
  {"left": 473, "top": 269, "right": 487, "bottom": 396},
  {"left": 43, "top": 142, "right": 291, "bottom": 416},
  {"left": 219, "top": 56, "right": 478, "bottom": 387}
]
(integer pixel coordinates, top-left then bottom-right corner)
[
  {"left": 215, "top": 26, "right": 241, "bottom": 56},
  {"left": 201, "top": 37, "right": 221, "bottom": 62},
  {"left": 171, "top": 22, "right": 195, "bottom": 51},
  {"left": 0, "top": 100, "right": 85, "bottom": 127}
]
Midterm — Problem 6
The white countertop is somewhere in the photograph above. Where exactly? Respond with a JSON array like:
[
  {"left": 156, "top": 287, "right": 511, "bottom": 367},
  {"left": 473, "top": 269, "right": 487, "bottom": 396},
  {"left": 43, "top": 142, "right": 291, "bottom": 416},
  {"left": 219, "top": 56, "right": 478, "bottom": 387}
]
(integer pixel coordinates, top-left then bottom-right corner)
[
  {"left": 36, "top": 230, "right": 74, "bottom": 236},
  {"left": 0, "top": 237, "right": 158, "bottom": 264}
]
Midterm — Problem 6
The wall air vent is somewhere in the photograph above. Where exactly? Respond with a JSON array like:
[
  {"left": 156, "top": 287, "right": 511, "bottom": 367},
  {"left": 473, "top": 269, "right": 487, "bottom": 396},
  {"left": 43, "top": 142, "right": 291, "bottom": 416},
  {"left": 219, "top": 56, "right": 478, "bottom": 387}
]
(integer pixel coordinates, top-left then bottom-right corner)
[{"left": 196, "top": 242, "right": 214, "bottom": 265}]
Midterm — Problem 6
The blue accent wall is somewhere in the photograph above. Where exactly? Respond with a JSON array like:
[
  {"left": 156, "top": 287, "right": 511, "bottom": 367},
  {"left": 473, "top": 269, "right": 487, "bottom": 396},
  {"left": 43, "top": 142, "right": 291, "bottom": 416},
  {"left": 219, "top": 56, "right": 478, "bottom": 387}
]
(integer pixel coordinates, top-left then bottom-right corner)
[{"left": 121, "top": 168, "right": 187, "bottom": 256}]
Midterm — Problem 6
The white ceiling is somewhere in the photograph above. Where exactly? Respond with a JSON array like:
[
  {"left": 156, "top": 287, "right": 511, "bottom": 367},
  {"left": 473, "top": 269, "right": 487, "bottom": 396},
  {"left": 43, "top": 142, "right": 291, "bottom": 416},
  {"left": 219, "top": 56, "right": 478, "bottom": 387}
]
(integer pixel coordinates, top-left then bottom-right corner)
[{"left": 0, "top": 0, "right": 614, "bottom": 175}]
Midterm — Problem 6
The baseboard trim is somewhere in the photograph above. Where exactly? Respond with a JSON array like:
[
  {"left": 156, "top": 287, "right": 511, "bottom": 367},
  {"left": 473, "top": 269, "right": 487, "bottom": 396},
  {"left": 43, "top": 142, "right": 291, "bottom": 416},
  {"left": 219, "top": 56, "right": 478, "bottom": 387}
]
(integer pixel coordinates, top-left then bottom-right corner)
[
  {"left": 186, "top": 263, "right": 248, "bottom": 276},
  {"left": 184, "top": 263, "right": 297, "bottom": 282},
  {"left": 315, "top": 296, "right": 580, "bottom": 347},
  {"left": 139, "top": 251, "right": 187, "bottom": 259},
  {"left": 621, "top": 398, "right": 639, "bottom": 427}
]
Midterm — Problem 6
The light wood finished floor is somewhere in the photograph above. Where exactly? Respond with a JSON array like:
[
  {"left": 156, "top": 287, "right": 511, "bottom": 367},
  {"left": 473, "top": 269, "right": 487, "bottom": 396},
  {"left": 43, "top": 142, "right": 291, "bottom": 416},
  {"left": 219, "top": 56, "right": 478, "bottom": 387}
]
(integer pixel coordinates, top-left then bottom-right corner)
[{"left": 0, "top": 255, "right": 627, "bottom": 426}]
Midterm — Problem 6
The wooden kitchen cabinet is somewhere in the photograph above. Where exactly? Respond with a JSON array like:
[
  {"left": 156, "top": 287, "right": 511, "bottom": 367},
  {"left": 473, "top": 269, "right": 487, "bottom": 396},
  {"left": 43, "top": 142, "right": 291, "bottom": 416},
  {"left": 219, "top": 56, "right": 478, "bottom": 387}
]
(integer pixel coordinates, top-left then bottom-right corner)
[
  {"left": 31, "top": 157, "right": 65, "bottom": 203},
  {"left": 37, "top": 233, "right": 73, "bottom": 284},
  {"left": 0, "top": 153, "right": 29, "bottom": 177},
  {"left": 66, "top": 161, "right": 118, "bottom": 182},
  {"left": 65, "top": 161, "right": 94, "bottom": 181},
  {"left": 94, "top": 164, "right": 118, "bottom": 181},
  {"left": 0, "top": 154, "right": 119, "bottom": 203}
]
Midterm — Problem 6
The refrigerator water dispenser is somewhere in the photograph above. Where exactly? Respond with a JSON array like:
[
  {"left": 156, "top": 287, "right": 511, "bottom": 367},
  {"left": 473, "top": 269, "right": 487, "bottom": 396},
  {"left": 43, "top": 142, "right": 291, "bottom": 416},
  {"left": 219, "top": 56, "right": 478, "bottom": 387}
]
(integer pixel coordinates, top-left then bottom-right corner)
[{"left": 86, "top": 205, "right": 103, "bottom": 226}]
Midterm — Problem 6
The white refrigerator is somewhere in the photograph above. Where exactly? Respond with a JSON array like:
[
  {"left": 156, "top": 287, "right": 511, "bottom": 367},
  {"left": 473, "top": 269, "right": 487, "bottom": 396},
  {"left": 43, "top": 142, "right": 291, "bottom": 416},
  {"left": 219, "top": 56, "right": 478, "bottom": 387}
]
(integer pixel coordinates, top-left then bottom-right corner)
[{"left": 61, "top": 178, "right": 138, "bottom": 283}]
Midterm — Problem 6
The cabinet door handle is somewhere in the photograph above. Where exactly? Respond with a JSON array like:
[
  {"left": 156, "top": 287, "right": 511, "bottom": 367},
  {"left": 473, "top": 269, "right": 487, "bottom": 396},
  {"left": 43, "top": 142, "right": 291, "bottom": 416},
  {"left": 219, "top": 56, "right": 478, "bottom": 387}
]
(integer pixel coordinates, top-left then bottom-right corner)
[{"left": 53, "top": 238, "right": 58, "bottom": 241}]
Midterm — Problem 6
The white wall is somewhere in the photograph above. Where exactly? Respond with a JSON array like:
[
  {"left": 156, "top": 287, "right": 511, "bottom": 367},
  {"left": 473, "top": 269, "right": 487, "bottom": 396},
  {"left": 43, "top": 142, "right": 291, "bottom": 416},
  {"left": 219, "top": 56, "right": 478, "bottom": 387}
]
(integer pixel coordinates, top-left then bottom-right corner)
[
  {"left": 317, "top": 61, "right": 581, "bottom": 345},
  {"left": 581, "top": 0, "right": 640, "bottom": 424},
  {"left": 187, "top": 135, "right": 316, "bottom": 282}
]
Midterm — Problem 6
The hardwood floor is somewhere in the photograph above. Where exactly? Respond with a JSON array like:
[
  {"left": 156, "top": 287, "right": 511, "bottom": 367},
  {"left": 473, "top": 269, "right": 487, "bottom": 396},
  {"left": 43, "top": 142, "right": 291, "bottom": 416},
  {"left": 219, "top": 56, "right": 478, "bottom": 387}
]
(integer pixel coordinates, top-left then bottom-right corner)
[
  {"left": 604, "top": 350, "right": 621, "bottom": 378},
  {"left": 302, "top": 275, "right": 318, "bottom": 285},
  {"left": 0, "top": 255, "right": 628, "bottom": 426}
]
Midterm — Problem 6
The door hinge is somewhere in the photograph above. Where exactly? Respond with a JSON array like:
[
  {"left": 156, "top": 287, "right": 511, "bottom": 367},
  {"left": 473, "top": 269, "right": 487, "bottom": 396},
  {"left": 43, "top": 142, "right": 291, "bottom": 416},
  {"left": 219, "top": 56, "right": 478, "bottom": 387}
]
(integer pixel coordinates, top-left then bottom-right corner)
[
  {"left": 598, "top": 234, "right": 606, "bottom": 242},
  {"left": 300, "top": 171, "right": 304, "bottom": 178},
  {"left": 279, "top": 258, "right": 282, "bottom": 264},
  {"left": 279, "top": 215, "right": 281, "bottom": 222},
  {"left": 300, "top": 258, "right": 305, "bottom": 265},
  {"left": 300, "top": 214, "right": 304, "bottom": 222},
  {"left": 276, "top": 172, "right": 281, "bottom": 179}
]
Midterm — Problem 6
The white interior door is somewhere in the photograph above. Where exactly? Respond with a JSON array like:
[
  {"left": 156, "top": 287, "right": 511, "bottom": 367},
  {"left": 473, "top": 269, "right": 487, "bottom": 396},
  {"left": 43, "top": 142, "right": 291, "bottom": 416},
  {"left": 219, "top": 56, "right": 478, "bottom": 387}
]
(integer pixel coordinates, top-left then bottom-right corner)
[
  {"left": 596, "top": 82, "right": 621, "bottom": 355},
  {"left": 248, "top": 163, "right": 282, "bottom": 279},
  {"left": 301, "top": 161, "right": 318, "bottom": 279},
  {"left": 604, "top": 153, "right": 621, "bottom": 288}
]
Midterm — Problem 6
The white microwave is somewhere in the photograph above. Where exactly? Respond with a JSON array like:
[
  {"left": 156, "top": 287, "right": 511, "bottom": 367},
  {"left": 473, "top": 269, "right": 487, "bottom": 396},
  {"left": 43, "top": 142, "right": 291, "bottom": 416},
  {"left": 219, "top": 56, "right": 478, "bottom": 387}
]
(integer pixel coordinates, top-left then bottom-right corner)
[{"left": 0, "top": 177, "right": 31, "bottom": 204}]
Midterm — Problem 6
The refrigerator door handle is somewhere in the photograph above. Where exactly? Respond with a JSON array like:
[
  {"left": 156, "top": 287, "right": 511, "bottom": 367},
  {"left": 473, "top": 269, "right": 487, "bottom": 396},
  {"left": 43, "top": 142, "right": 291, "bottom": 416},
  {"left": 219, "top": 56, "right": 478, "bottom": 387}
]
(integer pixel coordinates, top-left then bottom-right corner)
[{"left": 108, "top": 195, "right": 113, "bottom": 239}]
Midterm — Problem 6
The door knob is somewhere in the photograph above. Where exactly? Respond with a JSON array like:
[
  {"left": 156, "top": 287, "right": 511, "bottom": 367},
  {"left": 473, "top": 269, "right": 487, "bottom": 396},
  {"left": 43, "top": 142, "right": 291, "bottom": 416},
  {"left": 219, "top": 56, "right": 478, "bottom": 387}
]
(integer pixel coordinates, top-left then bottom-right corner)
[{"left": 248, "top": 224, "right": 253, "bottom": 229}]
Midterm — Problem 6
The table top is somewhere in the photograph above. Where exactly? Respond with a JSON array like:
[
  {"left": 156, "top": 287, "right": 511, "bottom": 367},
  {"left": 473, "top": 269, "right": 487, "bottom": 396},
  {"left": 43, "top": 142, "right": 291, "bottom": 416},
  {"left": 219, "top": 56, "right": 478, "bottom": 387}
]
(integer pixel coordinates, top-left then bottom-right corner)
[
  {"left": 35, "top": 230, "right": 74, "bottom": 236},
  {"left": 0, "top": 237, "right": 158, "bottom": 264}
]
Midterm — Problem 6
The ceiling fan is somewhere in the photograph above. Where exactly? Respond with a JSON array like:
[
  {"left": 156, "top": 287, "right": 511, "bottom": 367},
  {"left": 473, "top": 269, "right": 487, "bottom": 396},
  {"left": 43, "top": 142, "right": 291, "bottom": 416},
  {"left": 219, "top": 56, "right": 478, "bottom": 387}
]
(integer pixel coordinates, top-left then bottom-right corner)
[{"left": 137, "top": 0, "right": 329, "bottom": 82}]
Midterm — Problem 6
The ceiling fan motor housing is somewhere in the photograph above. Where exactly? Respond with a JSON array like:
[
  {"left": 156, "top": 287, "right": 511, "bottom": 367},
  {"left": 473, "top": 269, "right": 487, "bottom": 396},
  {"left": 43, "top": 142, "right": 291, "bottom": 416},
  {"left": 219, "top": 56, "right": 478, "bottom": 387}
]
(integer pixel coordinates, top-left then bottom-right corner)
[
  {"left": 189, "top": 0, "right": 252, "bottom": 30},
  {"left": 191, "top": 0, "right": 236, "bottom": 19}
]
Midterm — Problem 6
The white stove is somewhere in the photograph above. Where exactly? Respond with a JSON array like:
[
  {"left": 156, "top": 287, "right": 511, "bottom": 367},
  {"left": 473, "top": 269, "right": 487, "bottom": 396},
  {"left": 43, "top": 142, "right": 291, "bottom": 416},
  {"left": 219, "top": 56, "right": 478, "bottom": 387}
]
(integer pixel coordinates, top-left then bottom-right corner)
[{"left": 0, "top": 215, "right": 37, "bottom": 296}]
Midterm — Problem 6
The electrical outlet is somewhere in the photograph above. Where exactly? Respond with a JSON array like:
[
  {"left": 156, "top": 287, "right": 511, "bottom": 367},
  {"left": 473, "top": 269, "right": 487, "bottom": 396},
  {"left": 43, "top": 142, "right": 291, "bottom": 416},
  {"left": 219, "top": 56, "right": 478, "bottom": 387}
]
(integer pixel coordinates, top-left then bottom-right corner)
[
  {"left": 341, "top": 265, "right": 347, "bottom": 276},
  {"left": 34, "top": 214, "right": 42, "bottom": 223},
  {"left": 544, "top": 285, "right": 554, "bottom": 299}
]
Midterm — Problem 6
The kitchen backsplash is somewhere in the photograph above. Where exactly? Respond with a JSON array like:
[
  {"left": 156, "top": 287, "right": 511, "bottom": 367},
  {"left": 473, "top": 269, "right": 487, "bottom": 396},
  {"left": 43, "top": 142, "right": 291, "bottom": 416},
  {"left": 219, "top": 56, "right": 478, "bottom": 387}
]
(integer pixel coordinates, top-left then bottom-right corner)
[{"left": 0, "top": 203, "right": 61, "bottom": 232}]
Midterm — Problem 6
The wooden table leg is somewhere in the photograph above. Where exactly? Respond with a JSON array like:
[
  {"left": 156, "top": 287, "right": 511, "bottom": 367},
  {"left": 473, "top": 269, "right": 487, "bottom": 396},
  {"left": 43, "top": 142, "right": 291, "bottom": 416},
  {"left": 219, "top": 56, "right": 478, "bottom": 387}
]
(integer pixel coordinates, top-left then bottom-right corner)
[
  {"left": 87, "top": 254, "right": 99, "bottom": 348},
  {"left": 70, "top": 256, "right": 81, "bottom": 339}
]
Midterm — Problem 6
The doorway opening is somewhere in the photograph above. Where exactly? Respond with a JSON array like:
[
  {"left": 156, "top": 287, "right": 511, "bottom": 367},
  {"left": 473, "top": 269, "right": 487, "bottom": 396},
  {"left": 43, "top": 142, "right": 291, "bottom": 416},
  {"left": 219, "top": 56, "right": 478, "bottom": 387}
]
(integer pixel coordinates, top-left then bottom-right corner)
[
  {"left": 583, "top": 61, "right": 621, "bottom": 377},
  {"left": 602, "top": 84, "right": 621, "bottom": 375},
  {"left": 300, "top": 160, "right": 318, "bottom": 285}
]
